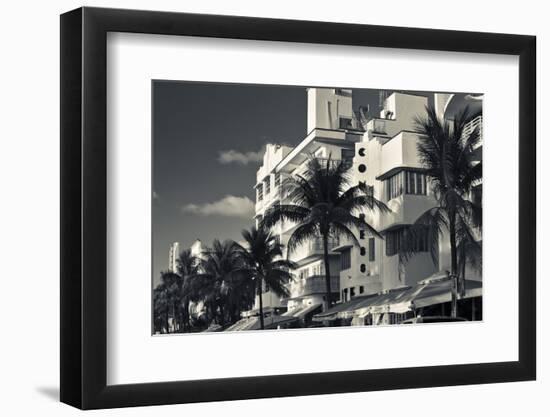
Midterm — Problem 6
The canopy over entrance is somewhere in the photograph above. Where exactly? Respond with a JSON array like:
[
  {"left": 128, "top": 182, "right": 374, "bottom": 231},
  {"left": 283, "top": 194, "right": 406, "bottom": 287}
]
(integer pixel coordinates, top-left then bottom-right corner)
[{"left": 313, "top": 275, "right": 482, "bottom": 322}]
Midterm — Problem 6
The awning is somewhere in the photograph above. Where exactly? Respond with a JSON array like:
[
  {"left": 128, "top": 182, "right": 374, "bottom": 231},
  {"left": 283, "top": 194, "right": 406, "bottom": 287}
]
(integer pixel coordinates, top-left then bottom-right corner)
[
  {"left": 375, "top": 277, "right": 482, "bottom": 314},
  {"left": 312, "top": 296, "right": 372, "bottom": 321},
  {"left": 225, "top": 317, "right": 258, "bottom": 332},
  {"left": 225, "top": 314, "right": 298, "bottom": 331},
  {"left": 282, "top": 303, "right": 322, "bottom": 318},
  {"left": 313, "top": 275, "right": 482, "bottom": 321},
  {"left": 249, "top": 315, "right": 298, "bottom": 330},
  {"left": 353, "top": 286, "right": 413, "bottom": 317},
  {"left": 294, "top": 303, "right": 322, "bottom": 318}
]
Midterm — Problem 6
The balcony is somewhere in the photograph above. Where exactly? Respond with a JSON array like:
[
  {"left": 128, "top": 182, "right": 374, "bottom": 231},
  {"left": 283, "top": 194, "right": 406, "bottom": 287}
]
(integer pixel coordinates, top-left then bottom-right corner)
[
  {"left": 462, "top": 115, "right": 483, "bottom": 149},
  {"left": 366, "top": 118, "right": 390, "bottom": 137},
  {"left": 289, "top": 275, "right": 340, "bottom": 298},
  {"left": 290, "top": 238, "right": 340, "bottom": 265}
]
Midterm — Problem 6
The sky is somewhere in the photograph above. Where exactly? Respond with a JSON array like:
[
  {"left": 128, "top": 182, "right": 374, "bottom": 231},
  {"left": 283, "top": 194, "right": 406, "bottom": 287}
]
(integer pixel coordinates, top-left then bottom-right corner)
[{"left": 152, "top": 81, "right": 430, "bottom": 286}]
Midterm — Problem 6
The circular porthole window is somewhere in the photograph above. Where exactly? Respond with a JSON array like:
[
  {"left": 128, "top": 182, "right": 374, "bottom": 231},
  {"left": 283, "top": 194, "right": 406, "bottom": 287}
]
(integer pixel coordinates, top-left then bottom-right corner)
[{"left": 358, "top": 164, "right": 366, "bottom": 173}]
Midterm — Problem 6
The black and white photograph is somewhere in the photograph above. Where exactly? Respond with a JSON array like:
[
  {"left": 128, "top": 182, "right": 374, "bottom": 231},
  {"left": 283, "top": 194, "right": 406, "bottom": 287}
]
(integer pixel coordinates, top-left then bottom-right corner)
[
  {"left": 152, "top": 82, "right": 483, "bottom": 334},
  {"left": 1, "top": 0, "right": 541, "bottom": 413}
]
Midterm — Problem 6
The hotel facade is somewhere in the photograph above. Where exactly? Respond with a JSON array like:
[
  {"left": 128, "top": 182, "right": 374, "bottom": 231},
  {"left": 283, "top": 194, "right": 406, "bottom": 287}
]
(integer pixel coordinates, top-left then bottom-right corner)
[{"left": 251, "top": 87, "right": 482, "bottom": 326}]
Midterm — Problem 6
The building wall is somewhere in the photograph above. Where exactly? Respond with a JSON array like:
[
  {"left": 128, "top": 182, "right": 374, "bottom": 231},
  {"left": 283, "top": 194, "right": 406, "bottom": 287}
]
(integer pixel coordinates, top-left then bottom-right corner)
[
  {"left": 340, "top": 93, "right": 441, "bottom": 299},
  {"left": 254, "top": 88, "right": 359, "bottom": 311},
  {"left": 307, "top": 88, "right": 353, "bottom": 132},
  {"left": 254, "top": 89, "right": 482, "bottom": 312}
]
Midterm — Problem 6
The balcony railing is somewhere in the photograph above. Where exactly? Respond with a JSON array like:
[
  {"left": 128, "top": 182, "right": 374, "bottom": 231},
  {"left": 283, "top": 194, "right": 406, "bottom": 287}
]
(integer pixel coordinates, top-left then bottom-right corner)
[
  {"left": 308, "top": 238, "right": 339, "bottom": 252},
  {"left": 293, "top": 238, "right": 340, "bottom": 260},
  {"left": 462, "top": 115, "right": 483, "bottom": 147},
  {"left": 289, "top": 275, "right": 340, "bottom": 298},
  {"left": 366, "top": 118, "right": 388, "bottom": 135}
]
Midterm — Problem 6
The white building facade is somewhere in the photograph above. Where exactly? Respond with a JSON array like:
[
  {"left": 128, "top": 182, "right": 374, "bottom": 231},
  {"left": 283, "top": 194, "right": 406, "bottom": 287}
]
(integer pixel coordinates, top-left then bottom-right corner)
[
  {"left": 254, "top": 88, "right": 364, "bottom": 316},
  {"left": 254, "top": 87, "right": 482, "bottom": 324}
]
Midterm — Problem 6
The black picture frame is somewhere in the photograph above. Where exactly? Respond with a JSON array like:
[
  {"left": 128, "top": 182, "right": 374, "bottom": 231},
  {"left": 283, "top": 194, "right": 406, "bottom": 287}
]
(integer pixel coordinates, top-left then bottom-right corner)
[{"left": 60, "top": 6, "right": 536, "bottom": 410}]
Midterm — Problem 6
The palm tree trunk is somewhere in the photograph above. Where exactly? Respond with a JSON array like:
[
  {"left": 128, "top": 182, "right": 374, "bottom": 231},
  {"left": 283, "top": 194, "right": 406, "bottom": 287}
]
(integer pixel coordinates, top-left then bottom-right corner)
[
  {"left": 183, "top": 300, "right": 189, "bottom": 332},
  {"left": 258, "top": 279, "right": 265, "bottom": 330},
  {"left": 219, "top": 303, "right": 225, "bottom": 326},
  {"left": 449, "top": 211, "right": 458, "bottom": 318},
  {"left": 322, "top": 234, "right": 332, "bottom": 312},
  {"left": 173, "top": 301, "right": 179, "bottom": 332},
  {"left": 460, "top": 246, "right": 467, "bottom": 298}
]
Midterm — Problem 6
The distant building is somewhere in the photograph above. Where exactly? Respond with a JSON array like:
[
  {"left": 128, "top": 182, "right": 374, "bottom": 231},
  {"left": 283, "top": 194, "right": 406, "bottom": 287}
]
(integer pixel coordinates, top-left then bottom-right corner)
[
  {"left": 189, "top": 239, "right": 203, "bottom": 260},
  {"left": 168, "top": 242, "right": 179, "bottom": 272}
]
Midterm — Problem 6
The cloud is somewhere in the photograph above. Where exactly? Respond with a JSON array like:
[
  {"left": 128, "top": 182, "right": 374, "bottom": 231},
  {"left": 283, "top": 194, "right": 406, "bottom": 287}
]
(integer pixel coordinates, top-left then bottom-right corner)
[
  {"left": 182, "top": 195, "right": 255, "bottom": 219},
  {"left": 217, "top": 148, "right": 264, "bottom": 165}
]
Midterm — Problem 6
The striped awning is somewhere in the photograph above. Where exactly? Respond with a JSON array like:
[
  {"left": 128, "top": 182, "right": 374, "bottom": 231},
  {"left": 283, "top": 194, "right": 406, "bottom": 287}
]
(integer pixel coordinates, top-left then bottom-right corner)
[
  {"left": 312, "top": 296, "right": 373, "bottom": 321},
  {"left": 313, "top": 275, "right": 482, "bottom": 321},
  {"left": 294, "top": 303, "right": 322, "bottom": 318}
]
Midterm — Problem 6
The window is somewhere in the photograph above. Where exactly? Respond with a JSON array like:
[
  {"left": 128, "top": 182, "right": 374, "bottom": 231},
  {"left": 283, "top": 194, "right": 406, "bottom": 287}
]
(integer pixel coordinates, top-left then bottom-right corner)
[
  {"left": 386, "top": 171, "right": 404, "bottom": 200},
  {"left": 350, "top": 287, "right": 356, "bottom": 297},
  {"left": 274, "top": 172, "right": 281, "bottom": 188},
  {"left": 385, "top": 227, "right": 429, "bottom": 256},
  {"left": 341, "top": 248, "right": 351, "bottom": 270},
  {"left": 264, "top": 177, "right": 270, "bottom": 195},
  {"left": 368, "top": 238, "right": 375, "bottom": 262},
  {"left": 257, "top": 184, "right": 263, "bottom": 202},
  {"left": 360, "top": 247, "right": 366, "bottom": 256},
  {"left": 343, "top": 288, "right": 348, "bottom": 302},
  {"left": 385, "top": 170, "right": 427, "bottom": 200},
  {"left": 339, "top": 117, "right": 352, "bottom": 129},
  {"left": 311, "top": 263, "right": 325, "bottom": 276},
  {"left": 359, "top": 286, "right": 365, "bottom": 294},
  {"left": 358, "top": 164, "right": 366, "bottom": 173},
  {"left": 410, "top": 227, "right": 429, "bottom": 252},
  {"left": 386, "top": 229, "right": 402, "bottom": 257},
  {"left": 405, "top": 171, "right": 427, "bottom": 195}
]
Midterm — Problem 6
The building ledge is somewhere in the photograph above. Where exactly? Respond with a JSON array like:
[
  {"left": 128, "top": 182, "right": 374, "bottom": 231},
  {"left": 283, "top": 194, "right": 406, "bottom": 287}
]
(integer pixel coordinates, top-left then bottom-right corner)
[{"left": 332, "top": 244, "right": 353, "bottom": 253}]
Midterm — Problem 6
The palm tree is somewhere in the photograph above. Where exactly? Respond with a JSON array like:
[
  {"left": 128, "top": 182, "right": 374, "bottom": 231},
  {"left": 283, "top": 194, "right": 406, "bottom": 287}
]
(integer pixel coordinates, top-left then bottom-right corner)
[
  {"left": 153, "top": 282, "right": 169, "bottom": 333},
  {"left": 407, "top": 105, "right": 482, "bottom": 317},
  {"left": 262, "top": 155, "right": 389, "bottom": 311},
  {"left": 235, "top": 226, "right": 296, "bottom": 330},
  {"left": 176, "top": 249, "right": 198, "bottom": 332},
  {"left": 155, "top": 271, "right": 182, "bottom": 333},
  {"left": 191, "top": 240, "right": 245, "bottom": 326}
]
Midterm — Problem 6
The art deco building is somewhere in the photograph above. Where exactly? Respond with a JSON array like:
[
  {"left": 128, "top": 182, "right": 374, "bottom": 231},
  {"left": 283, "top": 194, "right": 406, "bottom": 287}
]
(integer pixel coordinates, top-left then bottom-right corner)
[
  {"left": 253, "top": 88, "right": 364, "bottom": 317},
  {"left": 250, "top": 88, "right": 483, "bottom": 326}
]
